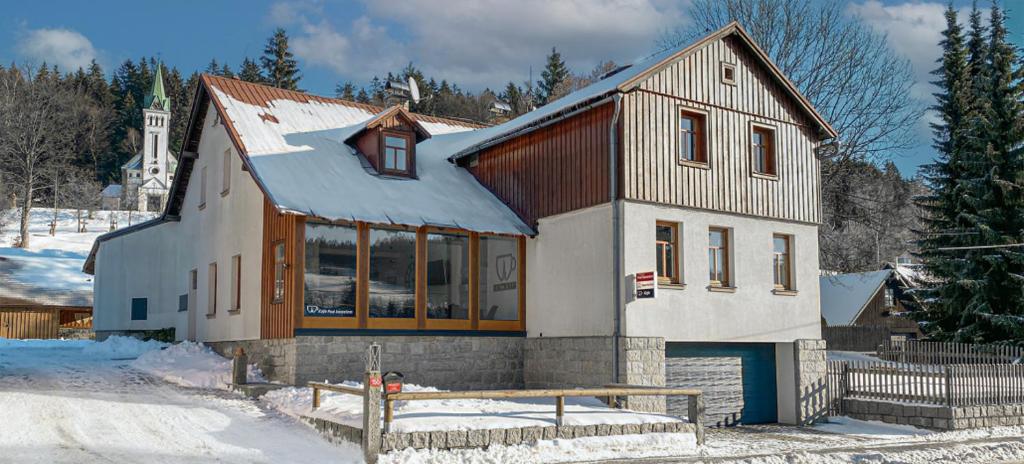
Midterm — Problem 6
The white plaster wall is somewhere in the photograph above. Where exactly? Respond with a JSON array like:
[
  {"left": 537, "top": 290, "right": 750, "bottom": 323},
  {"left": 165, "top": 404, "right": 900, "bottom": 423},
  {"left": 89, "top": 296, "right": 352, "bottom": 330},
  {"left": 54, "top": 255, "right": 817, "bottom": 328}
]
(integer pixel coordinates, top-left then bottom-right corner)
[
  {"left": 525, "top": 204, "right": 615, "bottom": 337},
  {"left": 775, "top": 342, "right": 797, "bottom": 425},
  {"left": 178, "top": 104, "right": 265, "bottom": 342},
  {"left": 622, "top": 200, "right": 821, "bottom": 342},
  {"left": 94, "top": 103, "right": 265, "bottom": 342},
  {"left": 93, "top": 221, "right": 187, "bottom": 335}
]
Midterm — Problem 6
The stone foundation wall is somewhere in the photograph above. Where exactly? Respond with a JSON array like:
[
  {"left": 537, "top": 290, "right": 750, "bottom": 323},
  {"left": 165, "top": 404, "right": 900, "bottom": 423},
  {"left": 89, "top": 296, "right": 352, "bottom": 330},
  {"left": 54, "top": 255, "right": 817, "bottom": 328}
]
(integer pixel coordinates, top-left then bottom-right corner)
[
  {"left": 293, "top": 335, "right": 524, "bottom": 390},
  {"left": 618, "top": 337, "right": 667, "bottom": 413},
  {"left": 208, "top": 339, "right": 297, "bottom": 384},
  {"left": 794, "top": 339, "right": 827, "bottom": 425},
  {"left": 843, "top": 398, "right": 1024, "bottom": 430}
]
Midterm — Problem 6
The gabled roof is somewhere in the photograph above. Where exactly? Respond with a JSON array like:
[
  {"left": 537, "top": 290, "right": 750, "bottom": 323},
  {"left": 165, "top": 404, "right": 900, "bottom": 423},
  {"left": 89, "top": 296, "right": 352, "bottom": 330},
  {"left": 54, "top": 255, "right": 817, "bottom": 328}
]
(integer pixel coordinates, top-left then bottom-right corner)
[
  {"left": 101, "top": 184, "right": 122, "bottom": 198},
  {"left": 449, "top": 21, "right": 837, "bottom": 161},
  {"left": 342, "top": 105, "right": 433, "bottom": 145},
  {"left": 161, "top": 75, "right": 530, "bottom": 236},
  {"left": 819, "top": 269, "right": 892, "bottom": 325}
]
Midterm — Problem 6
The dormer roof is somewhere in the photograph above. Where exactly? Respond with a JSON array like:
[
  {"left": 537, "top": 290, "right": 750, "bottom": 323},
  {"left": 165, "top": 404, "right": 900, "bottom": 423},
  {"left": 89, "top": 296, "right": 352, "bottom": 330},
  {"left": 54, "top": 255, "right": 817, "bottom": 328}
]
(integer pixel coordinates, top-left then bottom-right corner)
[{"left": 342, "top": 105, "right": 432, "bottom": 146}]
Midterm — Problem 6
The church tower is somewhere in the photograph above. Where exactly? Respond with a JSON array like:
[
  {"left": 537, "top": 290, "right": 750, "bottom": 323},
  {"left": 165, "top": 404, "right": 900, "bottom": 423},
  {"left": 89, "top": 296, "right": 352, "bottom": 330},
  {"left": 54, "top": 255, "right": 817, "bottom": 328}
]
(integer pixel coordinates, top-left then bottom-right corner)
[{"left": 139, "top": 64, "right": 172, "bottom": 211}]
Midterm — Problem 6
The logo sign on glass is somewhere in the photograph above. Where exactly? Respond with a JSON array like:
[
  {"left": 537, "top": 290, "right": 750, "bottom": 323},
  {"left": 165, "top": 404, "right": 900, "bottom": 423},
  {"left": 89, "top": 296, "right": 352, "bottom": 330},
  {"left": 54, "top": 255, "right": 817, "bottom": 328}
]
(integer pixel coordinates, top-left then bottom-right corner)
[
  {"left": 635, "top": 271, "right": 657, "bottom": 299},
  {"left": 304, "top": 305, "right": 355, "bottom": 317},
  {"left": 493, "top": 253, "right": 517, "bottom": 291}
]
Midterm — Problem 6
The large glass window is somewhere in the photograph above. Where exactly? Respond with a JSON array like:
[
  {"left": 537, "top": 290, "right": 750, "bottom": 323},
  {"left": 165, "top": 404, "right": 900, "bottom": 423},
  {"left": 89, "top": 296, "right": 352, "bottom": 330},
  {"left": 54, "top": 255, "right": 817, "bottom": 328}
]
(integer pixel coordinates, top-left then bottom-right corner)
[
  {"left": 426, "top": 232, "right": 470, "bottom": 320},
  {"left": 479, "top": 236, "right": 519, "bottom": 321},
  {"left": 304, "top": 224, "right": 358, "bottom": 317},
  {"left": 369, "top": 228, "right": 417, "bottom": 318}
]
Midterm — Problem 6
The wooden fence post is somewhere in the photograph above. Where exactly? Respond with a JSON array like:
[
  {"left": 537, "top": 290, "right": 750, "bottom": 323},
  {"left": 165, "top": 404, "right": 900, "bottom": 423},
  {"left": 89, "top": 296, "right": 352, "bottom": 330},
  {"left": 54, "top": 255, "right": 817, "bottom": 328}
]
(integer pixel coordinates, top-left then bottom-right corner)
[
  {"left": 231, "top": 347, "right": 247, "bottom": 386},
  {"left": 688, "top": 392, "right": 705, "bottom": 446}
]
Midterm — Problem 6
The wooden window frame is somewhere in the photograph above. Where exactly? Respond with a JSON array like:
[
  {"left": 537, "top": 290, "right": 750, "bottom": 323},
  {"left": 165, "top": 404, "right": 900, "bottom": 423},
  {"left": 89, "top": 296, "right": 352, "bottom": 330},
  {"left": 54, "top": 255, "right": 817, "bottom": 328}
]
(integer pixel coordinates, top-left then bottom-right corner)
[
  {"left": 272, "top": 241, "right": 286, "bottom": 304},
  {"left": 221, "top": 149, "right": 231, "bottom": 196},
  {"left": 295, "top": 221, "right": 525, "bottom": 333},
  {"left": 708, "top": 227, "right": 732, "bottom": 288},
  {"left": 366, "top": 225, "right": 420, "bottom": 330},
  {"left": 750, "top": 122, "right": 778, "bottom": 178},
  {"left": 677, "top": 107, "right": 709, "bottom": 167},
  {"left": 207, "top": 262, "right": 217, "bottom": 317},
  {"left": 379, "top": 130, "right": 415, "bottom": 177},
  {"left": 721, "top": 62, "right": 737, "bottom": 85},
  {"left": 772, "top": 234, "right": 794, "bottom": 291},
  {"left": 884, "top": 287, "right": 896, "bottom": 308},
  {"left": 424, "top": 227, "right": 473, "bottom": 331},
  {"left": 230, "top": 254, "right": 242, "bottom": 312},
  {"left": 298, "top": 222, "right": 359, "bottom": 331},
  {"left": 656, "top": 221, "right": 681, "bottom": 285}
]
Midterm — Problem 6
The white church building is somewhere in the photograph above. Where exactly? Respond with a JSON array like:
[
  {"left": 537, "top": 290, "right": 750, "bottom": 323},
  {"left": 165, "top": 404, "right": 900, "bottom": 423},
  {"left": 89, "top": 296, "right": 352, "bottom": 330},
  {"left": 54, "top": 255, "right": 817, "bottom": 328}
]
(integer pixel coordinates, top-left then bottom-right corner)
[{"left": 102, "top": 65, "right": 178, "bottom": 212}]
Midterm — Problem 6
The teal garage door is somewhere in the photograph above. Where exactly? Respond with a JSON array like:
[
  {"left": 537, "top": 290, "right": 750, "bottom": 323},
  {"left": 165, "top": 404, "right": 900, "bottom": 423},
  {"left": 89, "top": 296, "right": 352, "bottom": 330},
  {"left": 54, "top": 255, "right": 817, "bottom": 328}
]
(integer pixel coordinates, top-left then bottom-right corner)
[{"left": 665, "top": 343, "right": 778, "bottom": 426}]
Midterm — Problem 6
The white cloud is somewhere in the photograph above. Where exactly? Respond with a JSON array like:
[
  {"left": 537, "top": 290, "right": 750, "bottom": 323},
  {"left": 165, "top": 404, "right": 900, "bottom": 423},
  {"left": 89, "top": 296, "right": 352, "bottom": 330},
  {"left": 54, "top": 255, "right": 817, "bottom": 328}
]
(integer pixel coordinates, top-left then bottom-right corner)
[
  {"left": 16, "top": 28, "right": 98, "bottom": 71},
  {"left": 847, "top": 1, "right": 947, "bottom": 100},
  {"left": 271, "top": 0, "right": 688, "bottom": 88}
]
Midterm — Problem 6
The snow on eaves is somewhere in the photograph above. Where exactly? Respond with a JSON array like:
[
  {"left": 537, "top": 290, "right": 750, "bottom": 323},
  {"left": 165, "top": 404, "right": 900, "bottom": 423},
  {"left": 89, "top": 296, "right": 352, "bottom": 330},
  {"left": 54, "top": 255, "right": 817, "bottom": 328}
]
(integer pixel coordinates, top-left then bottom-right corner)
[
  {"left": 819, "top": 270, "right": 892, "bottom": 325},
  {"left": 209, "top": 87, "right": 532, "bottom": 235}
]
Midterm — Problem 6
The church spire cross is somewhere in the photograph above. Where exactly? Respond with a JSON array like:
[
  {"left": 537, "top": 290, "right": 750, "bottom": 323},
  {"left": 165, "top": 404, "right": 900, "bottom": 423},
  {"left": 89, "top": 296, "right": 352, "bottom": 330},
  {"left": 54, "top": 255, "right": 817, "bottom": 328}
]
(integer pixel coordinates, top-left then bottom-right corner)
[{"left": 144, "top": 62, "right": 171, "bottom": 111}]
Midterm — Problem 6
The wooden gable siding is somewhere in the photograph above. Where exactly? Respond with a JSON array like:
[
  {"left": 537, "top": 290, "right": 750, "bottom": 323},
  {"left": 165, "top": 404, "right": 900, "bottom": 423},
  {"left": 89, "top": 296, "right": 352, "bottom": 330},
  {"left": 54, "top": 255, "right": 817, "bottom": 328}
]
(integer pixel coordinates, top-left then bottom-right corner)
[
  {"left": 0, "top": 308, "right": 59, "bottom": 339},
  {"left": 468, "top": 102, "right": 614, "bottom": 227},
  {"left": 853, "top": 280, "right": 922, "bottom": 336},
  {"left": 623, "top": 35, "right": 822, "bottom": 224},
  {"left": 260, "top": 199, "right": 305, "bottom": 339}
]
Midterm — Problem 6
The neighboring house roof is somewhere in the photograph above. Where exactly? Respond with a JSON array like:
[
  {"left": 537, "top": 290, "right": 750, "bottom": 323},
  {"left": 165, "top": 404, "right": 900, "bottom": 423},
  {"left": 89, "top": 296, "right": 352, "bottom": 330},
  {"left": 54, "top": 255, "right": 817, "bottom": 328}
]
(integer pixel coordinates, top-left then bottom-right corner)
[
  {"left": 819, "top": 269, "right": 892, "bottom": 325},
  {"left": 166, "top": 74, "right": 530, "bottom": 236},
  {"left": 448, "top": 21, "right": 837, "bottom": 161},
  {"left": 101, "top": 184, "right": 122, "bottom": 198},
  {"left": 122, "top": 153, "right": 143, "bottom": 170},
  {"left": 0, "top": 250, "right": 93, "bottom": 307}
]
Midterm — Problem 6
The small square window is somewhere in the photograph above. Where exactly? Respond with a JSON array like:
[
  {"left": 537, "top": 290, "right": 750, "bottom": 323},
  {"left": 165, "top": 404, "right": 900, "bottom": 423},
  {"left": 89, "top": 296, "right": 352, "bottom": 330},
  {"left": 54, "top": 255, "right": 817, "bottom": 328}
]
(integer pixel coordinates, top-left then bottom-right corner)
[{"left": 721, "top": 62, "right": 737, "bottom": 85}]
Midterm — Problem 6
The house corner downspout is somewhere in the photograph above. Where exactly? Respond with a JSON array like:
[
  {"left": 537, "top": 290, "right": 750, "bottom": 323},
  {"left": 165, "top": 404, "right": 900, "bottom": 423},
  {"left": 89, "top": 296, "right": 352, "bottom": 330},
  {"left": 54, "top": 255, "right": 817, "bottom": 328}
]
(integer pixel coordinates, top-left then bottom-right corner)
[{"left": 609, "top": 93, "right": 623, "bottom": 384}]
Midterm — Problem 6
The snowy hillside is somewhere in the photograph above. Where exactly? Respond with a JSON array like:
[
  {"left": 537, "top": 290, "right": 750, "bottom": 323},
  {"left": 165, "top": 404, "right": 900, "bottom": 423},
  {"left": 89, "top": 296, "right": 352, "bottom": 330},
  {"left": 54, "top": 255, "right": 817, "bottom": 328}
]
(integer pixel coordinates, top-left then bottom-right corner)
[{"left": 0, "top": 208, "right": 158, "bottom": 304}]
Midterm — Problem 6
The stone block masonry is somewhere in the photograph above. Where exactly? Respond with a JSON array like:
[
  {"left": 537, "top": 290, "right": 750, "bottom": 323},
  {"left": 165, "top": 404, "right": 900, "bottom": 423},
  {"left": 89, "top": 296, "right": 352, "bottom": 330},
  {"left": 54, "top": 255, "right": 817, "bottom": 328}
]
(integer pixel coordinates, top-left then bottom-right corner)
[
  {"left": 843, "top": 398, "right": 1024, "bottom": 430},
  {"left": 794, "top": 339, "right": 827, "bottom": 425}
]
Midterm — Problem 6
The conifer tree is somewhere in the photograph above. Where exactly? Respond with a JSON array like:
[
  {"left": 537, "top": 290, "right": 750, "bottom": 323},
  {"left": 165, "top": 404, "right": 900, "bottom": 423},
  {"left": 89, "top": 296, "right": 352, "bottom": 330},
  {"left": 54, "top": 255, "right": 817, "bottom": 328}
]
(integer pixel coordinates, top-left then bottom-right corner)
[
  {"left": 537, "top": 47, "right": 570, "bottom": 105},
  {"left": 915, "top": 5, "right": 975, "bottom": 339},
  {"left": 260, "top": 28, "right": 301, "bottom": 90},
  {"left": 238, "top": 58, "right": 264, "bottom": 84},
  {"left": 335, "top": 82, "right": 356, "bottom": 100}
]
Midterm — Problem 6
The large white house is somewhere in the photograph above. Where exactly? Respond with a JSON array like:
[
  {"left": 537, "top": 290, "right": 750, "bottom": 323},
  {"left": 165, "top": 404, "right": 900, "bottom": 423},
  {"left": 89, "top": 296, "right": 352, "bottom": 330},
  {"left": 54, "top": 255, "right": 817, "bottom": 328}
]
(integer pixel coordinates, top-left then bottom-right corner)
[{"left": 86, "top": 23, "right": 834, "bottom": 426}]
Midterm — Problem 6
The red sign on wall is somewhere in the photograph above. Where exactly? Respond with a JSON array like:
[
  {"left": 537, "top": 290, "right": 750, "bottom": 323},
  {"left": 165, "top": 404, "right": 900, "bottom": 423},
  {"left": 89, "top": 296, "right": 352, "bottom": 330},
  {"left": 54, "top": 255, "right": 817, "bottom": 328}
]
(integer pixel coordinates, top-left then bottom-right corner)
[
  {"left": 636, "top": 271, "right": 657, "bottom": 299},
  {"left": 369, "top": 375, "right": 382, "bottom": 388}
]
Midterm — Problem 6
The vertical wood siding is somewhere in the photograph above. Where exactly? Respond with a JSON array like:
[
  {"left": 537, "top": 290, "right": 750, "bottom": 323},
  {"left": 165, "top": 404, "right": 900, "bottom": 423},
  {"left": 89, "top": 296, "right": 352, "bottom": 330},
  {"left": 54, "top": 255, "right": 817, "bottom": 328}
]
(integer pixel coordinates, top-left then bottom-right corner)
[
  {"left": 468, "top": 103, "right": 614, "bottom": 227},
  {"left": 260, "top": 199, "right": 303, "bottom": 339},
  {"left": 0, "top": 308, "right": 59, "bottom": 339},
  {"left": 624, "top": 35, "right": 822, "bottom": 224}
]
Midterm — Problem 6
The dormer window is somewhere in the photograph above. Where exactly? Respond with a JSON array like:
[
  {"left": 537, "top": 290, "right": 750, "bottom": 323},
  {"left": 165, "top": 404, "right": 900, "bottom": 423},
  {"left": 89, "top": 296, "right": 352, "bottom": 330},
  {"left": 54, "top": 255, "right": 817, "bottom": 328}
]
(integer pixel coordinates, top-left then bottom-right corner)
[
  {"left": 344, "top": 105, "right": 430, "bottom": 178},
  {"left": 382, "top": 131, "right": 412, "bottom": 173}
]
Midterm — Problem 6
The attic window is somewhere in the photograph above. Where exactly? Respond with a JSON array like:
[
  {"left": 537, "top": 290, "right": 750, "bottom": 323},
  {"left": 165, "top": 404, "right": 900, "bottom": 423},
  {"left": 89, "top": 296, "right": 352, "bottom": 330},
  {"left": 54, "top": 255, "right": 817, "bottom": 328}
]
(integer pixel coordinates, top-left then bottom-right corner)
[
  {"left": 382, "top": 131, "right": 413, "bottom": 174},
  {"left": 721, "top": 62, "right": 737, "bottom": 85}
]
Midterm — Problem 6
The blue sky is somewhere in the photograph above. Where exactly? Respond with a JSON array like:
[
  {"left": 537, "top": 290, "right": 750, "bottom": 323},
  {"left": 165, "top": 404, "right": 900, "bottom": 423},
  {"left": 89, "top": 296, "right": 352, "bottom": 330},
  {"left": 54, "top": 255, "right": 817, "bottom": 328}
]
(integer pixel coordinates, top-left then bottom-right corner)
[{"left": 1, "top": 0, "right": 1021, "bottom": 177}]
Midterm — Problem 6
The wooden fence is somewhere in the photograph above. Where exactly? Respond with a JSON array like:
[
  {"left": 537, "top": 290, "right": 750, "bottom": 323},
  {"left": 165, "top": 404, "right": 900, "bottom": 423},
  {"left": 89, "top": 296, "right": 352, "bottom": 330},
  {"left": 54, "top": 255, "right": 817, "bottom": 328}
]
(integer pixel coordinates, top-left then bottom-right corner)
[
  {"left": 827, "top": 360, "right": 1024, "bottom": 414},
  {"left": 823, "top": 325, "right": 891, "bottom": 352},
  {"left": 878, "top": 340, "right": 1024, "bottom": 364}
]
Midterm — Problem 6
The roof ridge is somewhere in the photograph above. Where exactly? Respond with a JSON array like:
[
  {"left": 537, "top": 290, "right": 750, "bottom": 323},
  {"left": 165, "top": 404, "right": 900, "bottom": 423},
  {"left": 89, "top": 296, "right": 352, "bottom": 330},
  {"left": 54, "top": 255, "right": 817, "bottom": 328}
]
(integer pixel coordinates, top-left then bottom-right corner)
[{"left": 200, "top": 74, "right": 487, "bottom": 129}]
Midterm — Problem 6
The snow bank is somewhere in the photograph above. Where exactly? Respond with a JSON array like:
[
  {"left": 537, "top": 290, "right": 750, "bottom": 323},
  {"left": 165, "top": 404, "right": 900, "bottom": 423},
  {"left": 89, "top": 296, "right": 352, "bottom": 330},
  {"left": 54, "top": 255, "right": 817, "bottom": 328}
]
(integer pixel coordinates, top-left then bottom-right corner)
[
  {"left": 131, "top": 341, "right": 265, "bottom": 389},
  {"left": 814, "top": 416, "right": 931, "bottom": 437},
  {"left": 81, "top": 335, "right": 167, "bottom": 359}
]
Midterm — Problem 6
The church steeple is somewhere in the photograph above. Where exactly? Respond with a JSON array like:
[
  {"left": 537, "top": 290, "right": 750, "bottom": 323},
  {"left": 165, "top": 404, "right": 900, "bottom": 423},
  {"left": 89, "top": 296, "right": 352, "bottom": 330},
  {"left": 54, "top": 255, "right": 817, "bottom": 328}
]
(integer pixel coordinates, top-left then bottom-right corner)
[{"left": 144, "top": 63, "right": 170, "bottom": 111}]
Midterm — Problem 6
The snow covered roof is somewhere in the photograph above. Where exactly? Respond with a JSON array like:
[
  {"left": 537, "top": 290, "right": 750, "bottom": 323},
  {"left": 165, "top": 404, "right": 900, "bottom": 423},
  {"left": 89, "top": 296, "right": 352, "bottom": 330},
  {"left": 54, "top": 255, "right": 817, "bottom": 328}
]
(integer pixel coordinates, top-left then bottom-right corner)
[
  {"left": 189, "top": 75, "right": 531, "bottom": 235},
  {"left": 122, "top": 153, "right": 143, "bottom": 170},
  {"left": 448, "top": 21, "right": 837, "bottom": 161},
  {"left": 0, "top": 248, "right": 92, "bottom": 307},
  {"left": 101, "top": 184, "right": 122, "bottom": 198},
  {"left": 819, "top": 270, "right": 892, "bottom": 325}
]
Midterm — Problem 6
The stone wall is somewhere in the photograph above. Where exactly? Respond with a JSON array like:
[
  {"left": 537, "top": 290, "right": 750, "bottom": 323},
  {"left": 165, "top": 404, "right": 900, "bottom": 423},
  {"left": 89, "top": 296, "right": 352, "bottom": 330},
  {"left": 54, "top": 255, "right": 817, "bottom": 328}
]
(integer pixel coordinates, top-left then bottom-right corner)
[
  {"left": 208, "top": 338, "right": 297, "bottom": 384},
  {"left": 617, "top": 337, "right": 666, "bottom": 413},
  {"left": 524, "top": 337, "right": 615, "bottom": 389},
  {"left": 843, "top": 398, "right": 1024, "bottom": 430},
  {"left": 794, "top": 339, "right": 827, "bottom": 425},
  {"left": 294, "top": 335, "right": 524, "bottom": 390}
]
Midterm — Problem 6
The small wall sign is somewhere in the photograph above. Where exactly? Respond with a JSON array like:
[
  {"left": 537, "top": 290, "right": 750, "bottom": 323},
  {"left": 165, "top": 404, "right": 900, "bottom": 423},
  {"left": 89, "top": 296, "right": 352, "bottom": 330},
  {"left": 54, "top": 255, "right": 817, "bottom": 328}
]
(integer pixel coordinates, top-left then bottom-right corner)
[{"left": 636, "top": 271, "right": 657, "bottom": 299}]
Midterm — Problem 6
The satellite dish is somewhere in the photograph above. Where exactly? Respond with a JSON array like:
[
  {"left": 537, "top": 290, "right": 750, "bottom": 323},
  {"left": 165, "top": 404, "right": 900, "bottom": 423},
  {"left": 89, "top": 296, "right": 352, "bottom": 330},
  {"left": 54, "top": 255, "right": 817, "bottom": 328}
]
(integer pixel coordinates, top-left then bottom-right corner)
[{"left": 408, "top": 76, "right": 420, "bottom": 104}]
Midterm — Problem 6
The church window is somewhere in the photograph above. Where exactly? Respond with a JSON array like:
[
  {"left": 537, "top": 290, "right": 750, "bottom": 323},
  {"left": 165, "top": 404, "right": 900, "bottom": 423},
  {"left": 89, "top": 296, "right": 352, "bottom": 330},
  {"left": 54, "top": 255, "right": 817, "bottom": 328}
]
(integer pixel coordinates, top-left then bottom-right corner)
[{"left": 152, "top": 134, "right": 159, "bottom": 159}]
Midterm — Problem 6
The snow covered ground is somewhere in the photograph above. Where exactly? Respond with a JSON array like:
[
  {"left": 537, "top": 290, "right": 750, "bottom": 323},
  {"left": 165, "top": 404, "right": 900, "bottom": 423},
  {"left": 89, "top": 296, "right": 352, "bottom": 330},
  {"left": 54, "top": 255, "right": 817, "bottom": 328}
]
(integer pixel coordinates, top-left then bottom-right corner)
[{"left": 3, "top": 338, "right": 1024, "bottom": 463}]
